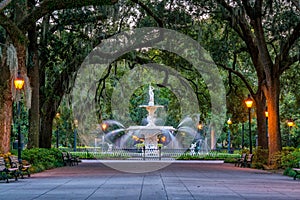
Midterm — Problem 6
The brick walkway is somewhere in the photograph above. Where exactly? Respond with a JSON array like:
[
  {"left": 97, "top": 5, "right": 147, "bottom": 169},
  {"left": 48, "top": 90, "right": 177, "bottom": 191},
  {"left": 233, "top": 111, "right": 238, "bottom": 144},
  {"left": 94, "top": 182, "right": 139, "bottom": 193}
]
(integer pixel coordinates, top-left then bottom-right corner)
[{"left": 0, "top": 160, "right": 299, "bottom": 200}]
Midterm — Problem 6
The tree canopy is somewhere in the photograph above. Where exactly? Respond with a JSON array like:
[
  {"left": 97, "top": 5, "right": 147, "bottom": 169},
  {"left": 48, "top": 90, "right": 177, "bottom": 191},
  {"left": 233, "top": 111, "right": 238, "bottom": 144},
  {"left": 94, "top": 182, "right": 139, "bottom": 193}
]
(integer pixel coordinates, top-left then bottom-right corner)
[{"left": 0, "top": 0, "right": 299, "bottom": 164}]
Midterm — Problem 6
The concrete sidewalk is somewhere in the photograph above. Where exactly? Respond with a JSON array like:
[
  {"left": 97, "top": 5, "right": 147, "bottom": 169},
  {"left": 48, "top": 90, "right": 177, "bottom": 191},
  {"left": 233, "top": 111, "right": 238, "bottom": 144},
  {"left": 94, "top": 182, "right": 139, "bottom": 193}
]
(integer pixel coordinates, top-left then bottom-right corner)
[{"left": 0, "top": 160, "right": 299, "bottom": 200}]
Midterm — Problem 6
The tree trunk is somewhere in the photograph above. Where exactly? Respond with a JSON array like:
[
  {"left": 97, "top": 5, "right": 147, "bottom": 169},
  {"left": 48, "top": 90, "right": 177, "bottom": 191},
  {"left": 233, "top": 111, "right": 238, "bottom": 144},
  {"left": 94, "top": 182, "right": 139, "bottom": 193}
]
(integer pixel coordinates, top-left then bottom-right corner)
[
  {"left": 254, "top": 92, "right": 268, "bottom": 149},
  {"left": 40, "top": 115, "right": 53, "bottom": 148},
  {"left": 0, "top": 55, "right": 13, "bottom": 153},
  {"left": 40, "top": 102, "right": 56, "bottom": 148},
  {"left": 27, "top": 20, "right": 39, "bottom": 148},
  {"left": 264, "top": 77, "right": 281, "bottom": 163},
  {"left": 0, "top": 95, "right": 12, "bottom": 154}
]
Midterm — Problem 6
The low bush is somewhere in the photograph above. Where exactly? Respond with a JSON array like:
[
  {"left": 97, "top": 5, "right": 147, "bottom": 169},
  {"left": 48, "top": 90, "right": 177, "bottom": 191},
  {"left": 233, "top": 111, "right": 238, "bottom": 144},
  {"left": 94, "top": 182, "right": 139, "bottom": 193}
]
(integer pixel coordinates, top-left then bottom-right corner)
[
  {"left": 21, "top": 148, "right": 64, "bottom": 173},
  {"left": 252, "top": 147, "right": 268, "bottom": 169},
  {"left": 176, "top": 152, "right": 240, "bottom": 161},
  {"left": 281, "top": 147, "right": 299, "bottom": 168},
  {"left": 70, "top": 151, "right": 96, "bottom": 159},
  {"left": 282, "top": 148, "right": 300, "bottom": 177}
]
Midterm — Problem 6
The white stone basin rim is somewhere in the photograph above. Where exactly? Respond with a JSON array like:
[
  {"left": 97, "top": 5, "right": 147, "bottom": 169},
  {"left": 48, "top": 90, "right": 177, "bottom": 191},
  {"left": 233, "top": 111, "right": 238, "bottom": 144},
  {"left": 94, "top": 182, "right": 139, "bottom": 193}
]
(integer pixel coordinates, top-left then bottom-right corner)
[
  {"left": 139, "top": 105, "right": 164, "bottom": 108},
  {"left": 127, "top": 125, "right": 176, "bottom": 131}
]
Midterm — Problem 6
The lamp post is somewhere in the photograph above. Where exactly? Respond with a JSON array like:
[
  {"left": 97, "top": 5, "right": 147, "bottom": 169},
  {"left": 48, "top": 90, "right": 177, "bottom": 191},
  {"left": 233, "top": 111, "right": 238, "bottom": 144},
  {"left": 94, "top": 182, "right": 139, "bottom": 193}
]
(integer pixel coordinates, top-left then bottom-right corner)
[
  {"left": 55, "top": 113, "right": 60, "bottom": 148},
  {"left": 197, "top": 121, "right": 203, "bottom": 153},
  {"left": 227, "top": 118, "right": 232, "bottom": 154},
  {"left": 241, "top": 123, "right": 244, "bottom": 149},
  {"left": 197, "top": 121, "right": 203, "bottom": 139},
  {"left": 265, "top": 107, "right": 268, "bottom": 145},
  {"left": 74, "top": 119, "right": 78, "bottom": 152},
  {"left": 101, "top": 122, "right": 108, "bottom": 152},
  {"left": 245, "top": 94, "right": 253, "bottom": 154},
  {"left": 14, "top": 71, "right": 25, "bottom": 162},
  {"left": 287, "top": 119, "right": 294, "bottom": 146}
]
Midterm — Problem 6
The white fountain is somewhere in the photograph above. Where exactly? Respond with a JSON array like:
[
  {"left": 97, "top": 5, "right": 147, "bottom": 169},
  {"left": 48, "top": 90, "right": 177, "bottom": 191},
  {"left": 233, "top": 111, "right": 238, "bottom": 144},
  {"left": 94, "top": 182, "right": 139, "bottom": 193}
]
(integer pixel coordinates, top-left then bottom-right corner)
[{"left": 127, "top": 85, "right": 176, "bottom": 150}]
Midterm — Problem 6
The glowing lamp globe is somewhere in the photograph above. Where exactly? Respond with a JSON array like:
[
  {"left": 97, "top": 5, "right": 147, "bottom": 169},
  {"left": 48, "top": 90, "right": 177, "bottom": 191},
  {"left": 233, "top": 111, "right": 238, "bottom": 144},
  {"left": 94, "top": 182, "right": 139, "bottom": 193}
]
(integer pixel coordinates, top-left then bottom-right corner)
[
  {"left": 287, "top": 119, "right": 294, "bottom": 127},
  {"left": 245, "top": 95, "right": 253, "bottom": 108},
  {"left": 197, "top": 123, "right": 203, "bottom": 130},
  {"left": 101, "top": 123, "right": 108, "bottom": 131},
  {"left": 227, "top": 118, "right": 232, "bottom": 125},
  {"left": 14, "top": 72, "right": 25, "bottom": 90},
  {"left": 265, "top": 109, "right": 268, "bottom": 118}
]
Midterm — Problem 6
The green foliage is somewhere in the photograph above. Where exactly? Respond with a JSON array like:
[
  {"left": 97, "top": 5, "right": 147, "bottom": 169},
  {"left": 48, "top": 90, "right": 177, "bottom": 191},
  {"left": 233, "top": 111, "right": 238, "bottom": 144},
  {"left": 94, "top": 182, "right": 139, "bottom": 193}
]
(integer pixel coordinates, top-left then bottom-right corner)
[
  {"left": 176, "top": 152, "right": 240, "bottom": 161},
  {"left": 282, "top": 148, "right": 300, "bottom": 178},
  {"left": 22, "top": 148, "right": 64, "bottom": 173},
  {"left": 252, "top": 147, "right": 268, "bottom": 169},
  {"left": 283, "top": 168, "right": 298, "bottom": 178},
  {"left": 69, "top": 151, "right": 96, "bottom": 159},
  {"left": 281, "top": 148, "right": 300, "bottom": 169},
  {"left": 279, "top": 73, "right": 300, "bottom": 148},
  {"left": 136, "top": 143, "right": 145, "bottom": 148},
  {"left": 11, "top": 100, "right": 29, "bottom": 145},
  {"left": 52, "top": 101, "right": 75, "bottom": 148}
]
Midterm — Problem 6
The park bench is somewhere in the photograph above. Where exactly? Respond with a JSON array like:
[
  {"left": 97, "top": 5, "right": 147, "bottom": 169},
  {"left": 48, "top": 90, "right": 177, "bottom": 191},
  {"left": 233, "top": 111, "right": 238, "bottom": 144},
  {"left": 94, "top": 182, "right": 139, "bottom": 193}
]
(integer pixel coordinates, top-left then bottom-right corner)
[
  {"left": 292, "top": 168, "right": 300, "bottom": 180},
  {"left": 9, "top": 156, "right": 31, "bottom": 178},
  {"left": 0, "top": 157, "right": 18, "bottom": 183},
  {"left": 62, "top": 152, "right": 72, "bottom": 166},
  {"left": 242, "top": 154, "right": 254, "bottom": 168},
  {"left": 237, "top": 154, "right": 254, "bottom": 168},
  {"left": 68, "top": 152, "right": 81, "bottom": 166},
  {"left": 62, "top": 152, "right": 81, "bottom": 166},
  {"left": 235, "top": 153, "right": 247, "bottom": 167}
]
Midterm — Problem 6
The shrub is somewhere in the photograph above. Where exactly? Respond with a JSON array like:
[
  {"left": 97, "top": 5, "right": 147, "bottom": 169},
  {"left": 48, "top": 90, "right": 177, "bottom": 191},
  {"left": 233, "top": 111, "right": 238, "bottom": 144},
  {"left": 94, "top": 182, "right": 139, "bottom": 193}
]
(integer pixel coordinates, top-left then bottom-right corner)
[
  {"left": 176, "top": 152, "right": 240, "bottom": 161},
  {"left": 281, "top": 149, "right": 300, "bottom": 169},
  {"left": 70, "top": 151, "right": 95, "bottom": 159},
  {"left": 252, "top": 147, "right": 268, "bottom": 169},
  {"left": 22, "top": 148, "right": 64, "bottom": 174},
  {"left": 281, "top": 149, "right": 300, "bottom": 176},
  {"left": 280, "top": 148, "right": 300, "bottom": 178}
]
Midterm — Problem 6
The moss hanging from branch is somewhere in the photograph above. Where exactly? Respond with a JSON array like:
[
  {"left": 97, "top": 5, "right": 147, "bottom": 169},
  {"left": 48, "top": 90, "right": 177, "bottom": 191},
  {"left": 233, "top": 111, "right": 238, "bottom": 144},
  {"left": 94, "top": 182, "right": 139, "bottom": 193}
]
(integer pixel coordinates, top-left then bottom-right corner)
[{"left": 7, "top": 44, "right": 32, "bottom": 109}]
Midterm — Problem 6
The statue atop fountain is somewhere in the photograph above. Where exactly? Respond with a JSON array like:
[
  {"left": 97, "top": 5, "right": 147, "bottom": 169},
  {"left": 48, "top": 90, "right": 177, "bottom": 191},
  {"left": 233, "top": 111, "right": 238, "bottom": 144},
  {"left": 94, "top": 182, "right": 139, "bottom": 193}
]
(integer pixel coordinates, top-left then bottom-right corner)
[
  {"left": 149, "top": 84, "right": 155, "bottom": 106},
  {"left": 140, "top": 84, "right": 163, "bottom": 127}
]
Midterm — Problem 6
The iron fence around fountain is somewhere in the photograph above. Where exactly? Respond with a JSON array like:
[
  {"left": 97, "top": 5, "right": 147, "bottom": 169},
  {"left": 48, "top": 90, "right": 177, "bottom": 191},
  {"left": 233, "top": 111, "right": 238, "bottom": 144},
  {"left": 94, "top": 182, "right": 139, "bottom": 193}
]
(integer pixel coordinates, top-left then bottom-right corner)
[{"left": 60, "top": 147, "right": 187, "bottom": 160}]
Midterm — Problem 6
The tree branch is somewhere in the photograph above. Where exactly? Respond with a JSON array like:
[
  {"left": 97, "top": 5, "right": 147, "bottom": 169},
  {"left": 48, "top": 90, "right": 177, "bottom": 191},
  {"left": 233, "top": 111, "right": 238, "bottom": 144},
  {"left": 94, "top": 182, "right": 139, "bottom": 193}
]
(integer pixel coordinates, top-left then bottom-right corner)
[
  {"left": 217, "top": 62, "right": 255, "bottom": 96},
  {"left": 0, "top": 0, "right": 12, "bottom": 11},
  {"left": 0, "top": 13, "right": 27, "bottom": 45},
  {"left": 291, "top": 0, "right": 300, "bottom": 11},
  {"left": 279, "top": 55, "right": 300, "bottom": 75},
  {"left": 277, "top": 22, "right": 300, "bottom": 69},
  {"left": 216, "top": 0, "right": 263, "bottom": 80},
  {"left": 130, "top": 0, "right": 164, "bottom": 27},
  {"left": 19, "top": 0, "right": 117, "bottom": 31}
]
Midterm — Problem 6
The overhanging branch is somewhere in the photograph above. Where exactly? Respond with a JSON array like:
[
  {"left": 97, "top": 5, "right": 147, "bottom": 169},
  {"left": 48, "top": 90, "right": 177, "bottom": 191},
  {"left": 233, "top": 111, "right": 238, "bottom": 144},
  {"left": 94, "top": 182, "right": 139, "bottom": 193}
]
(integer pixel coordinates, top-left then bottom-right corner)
[
  {"left": 217, "top": 62, "right": 255, "bottom": 96},
  {"left": 19, "top": 0, "right": 117, "bottom": 31},
  {"left": 277, "top": 22, "right": 300, "bottom": 69},
  {"left": 0, "top": 0, "right": 12, "bottom": 11},
  {"left": 0, "top": 13, "right": 27, "bottom": 45},
  {"left": 130, "top": 0, "right": 164, "bottom": 28}
]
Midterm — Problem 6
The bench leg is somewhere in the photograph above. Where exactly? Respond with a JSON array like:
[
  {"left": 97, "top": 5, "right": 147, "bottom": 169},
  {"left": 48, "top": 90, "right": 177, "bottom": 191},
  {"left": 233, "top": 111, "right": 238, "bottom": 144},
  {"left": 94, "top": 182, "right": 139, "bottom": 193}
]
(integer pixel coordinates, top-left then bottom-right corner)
[
  {"left": 13, "top": 171, "right": 18, "bottom": 181},
  {"left": 1, "top": 172, "right": 9, "bottom": 183},
  {"left": 294, "top": 172, "right": 300, "bottom": 180},
  {"left": 4, "top": 173, "right": 9, "bottom": 183}
]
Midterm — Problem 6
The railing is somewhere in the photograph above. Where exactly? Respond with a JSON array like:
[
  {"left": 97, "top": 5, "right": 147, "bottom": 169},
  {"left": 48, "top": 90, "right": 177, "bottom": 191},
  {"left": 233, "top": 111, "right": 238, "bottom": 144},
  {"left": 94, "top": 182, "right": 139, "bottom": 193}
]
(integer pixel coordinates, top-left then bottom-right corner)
[
  {"left": 61, "top": 147, "right": 188, "bottom": 160},
  {"left": 61, "top": 147, "right": 239, "bottom": 160}
]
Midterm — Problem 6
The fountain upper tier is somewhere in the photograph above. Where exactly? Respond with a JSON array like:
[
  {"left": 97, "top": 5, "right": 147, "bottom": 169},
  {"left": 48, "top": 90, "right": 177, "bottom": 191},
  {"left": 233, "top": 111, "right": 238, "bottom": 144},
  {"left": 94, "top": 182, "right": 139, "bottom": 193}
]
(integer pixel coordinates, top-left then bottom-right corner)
[
  {"left": 139, "top": 104, "right": 163, "bottom": 127},
  {"left": 127, "top": 125, "right": 176, "bottom": 132},
  {"left": 128, "top": 104, "right": 176, "bottom": 133}
]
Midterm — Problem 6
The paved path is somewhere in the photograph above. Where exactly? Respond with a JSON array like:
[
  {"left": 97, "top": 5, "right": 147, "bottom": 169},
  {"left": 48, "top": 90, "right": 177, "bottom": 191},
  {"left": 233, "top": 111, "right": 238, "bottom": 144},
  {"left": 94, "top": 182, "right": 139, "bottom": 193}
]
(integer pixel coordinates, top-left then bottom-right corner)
[{"left": 0, "top": 160, "right": 299, "bottom": 200}]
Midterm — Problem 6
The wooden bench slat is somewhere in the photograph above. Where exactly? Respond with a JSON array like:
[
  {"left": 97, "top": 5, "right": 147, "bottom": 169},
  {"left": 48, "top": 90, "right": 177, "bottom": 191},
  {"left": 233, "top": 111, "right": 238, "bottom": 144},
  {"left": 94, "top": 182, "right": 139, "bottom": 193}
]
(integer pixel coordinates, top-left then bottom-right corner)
[{"left": 0, "top": 157, "right": 18, "bottom": 183}]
